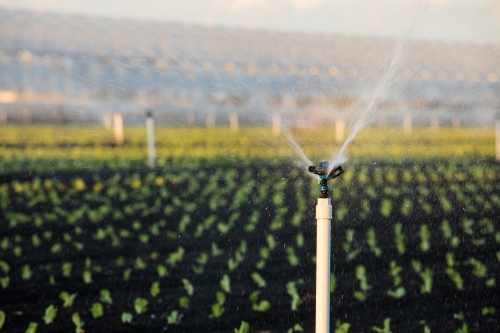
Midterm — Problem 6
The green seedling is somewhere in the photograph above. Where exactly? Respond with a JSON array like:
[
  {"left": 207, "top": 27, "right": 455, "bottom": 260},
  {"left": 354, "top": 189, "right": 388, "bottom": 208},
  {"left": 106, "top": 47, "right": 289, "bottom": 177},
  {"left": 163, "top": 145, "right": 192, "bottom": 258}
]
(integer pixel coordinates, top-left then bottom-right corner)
[
  {"left": 387, "top": 286, "right": 406, "bottom": 299},
  {"left": 182, "top": 278, "right": 194, "bottom": 296},
  {"left": 0, "top": 261, "right": 9, "bottom": 274},
  {"left": 59, "top": 291, "right": 77, "bottom": 308},
  {"left": 234, "top": 321, "right": 250, "bottom": 333},
  {"left": 157, "top": 265, "right": 169, "bottom": 278},
  {"left": 287, "top": 323, "right": 304, "bottom": 333},
  {"left": 252, "top": 300, "right": 271, "bottom": 312},
  {"left": 121, "top": 312, "right": 133, "bottom": 324},
  {"left": 419, "top": 224, "right": 431, "bottom": 252},
  {"left": 62, "top": 262, "right": 72, "bottom": 277},
  {"left": 216, "top": 291, "right": 226, "bottom": 306},
  {"left": 394, "top": 223, "right": 406, "bottom": 255},
  {"left": 211, "top": 303, "right": 225, "bottom": 318},
  {"left": 134, "top": 257, "right": 146, "bottom": 270},
  {"left": 22, "top": 265, "right": 32, "bottom": 280},
  {"left": 25, "top": 322, "right": 38, "bottom": 333},
  {"left": 211, "top": 242, "right": 224, "bottom": 256},
  {"left": 123, "top": 268, "right": 132, "bottom": 281},
  {"left": 445, "top": 268, "right": 464, "bottom": 290},
  {"left": 335, "top": 319, "right": 351, "bottom": 333},
  {"left": 99, "top": 289, "right": 113, "bottom": 305},
  {"left": 134, "top": 297, "right": 148, "bottom": 314},
  {"left": 330, "top": 273, "right": 337, "bottom": 293},
  {"left": 372, "top": 318, "right": 391, "bottom": 333},
  {"left": 0, "top": 310, "right": 5, "bottom": 329},
  {"left": 71, "top": 312, "right": 84, "bottom": 333},
  {"left": 167, "top": 247, "right": 185, "bottom": 266},
  {"left": 83, "top": 270, "right": 92, "bottom": 284},
  {"left": 420, "top": 268, "right": 433, "bottom": 294},
  {"left": 481, "top": 307, "right": 496, "bottom": 316},
  {"left": 90, "top": 302, "right": 103, "bottom": 318},
  {"left": 286, "top": 281, "right": 301, "bottom": 311},
  {"left": 366, "top": 228, "right": 382, "bottom": 257},
  {"left": 469, "top": 258, "right": 487, "bottom": 278},
  {"left": 179, "top": 296, "right": 190, "bottom": 309},
  {"left": 285, "top": 247, "right": 300, "bottom": 266},
  {"left": 43, "top": 305, "right": 57, "bottom": 324},
  {"left": 150, "top": 281, "right": 161, "bottom": 297},
  {"left": 220, "top": 274, "right": 231, "bottom": 293},
  {"left": 251, "top": 272, "right": 267, "bottom": 288},
  {"left": 167, "top": 310, "right": 180, "bottom": 325},
  {"left": 1, "top": 277, "right": 10, "bottom": 289}
]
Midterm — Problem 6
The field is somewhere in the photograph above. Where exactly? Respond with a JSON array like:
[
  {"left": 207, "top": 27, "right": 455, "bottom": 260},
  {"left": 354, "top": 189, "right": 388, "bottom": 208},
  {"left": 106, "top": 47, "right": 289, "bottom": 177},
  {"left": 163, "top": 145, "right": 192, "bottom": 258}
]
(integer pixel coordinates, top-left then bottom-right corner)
[{"left": 0, "top": 125, "right": 499, "bottom": 332}]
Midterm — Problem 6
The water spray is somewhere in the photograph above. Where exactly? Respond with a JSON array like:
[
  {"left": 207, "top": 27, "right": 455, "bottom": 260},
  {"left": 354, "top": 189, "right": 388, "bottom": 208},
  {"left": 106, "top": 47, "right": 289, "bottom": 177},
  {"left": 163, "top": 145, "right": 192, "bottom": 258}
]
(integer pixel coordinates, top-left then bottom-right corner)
[{"left": 308, "top": 160, "right": 343, "bottom": 333}]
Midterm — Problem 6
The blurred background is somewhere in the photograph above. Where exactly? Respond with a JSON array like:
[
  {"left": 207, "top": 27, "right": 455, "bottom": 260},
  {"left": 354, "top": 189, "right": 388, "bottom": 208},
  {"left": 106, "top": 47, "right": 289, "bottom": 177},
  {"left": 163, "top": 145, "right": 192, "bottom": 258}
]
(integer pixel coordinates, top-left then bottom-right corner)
[{"left": 0, "top": 0, "right": 499, "bottom": 127}]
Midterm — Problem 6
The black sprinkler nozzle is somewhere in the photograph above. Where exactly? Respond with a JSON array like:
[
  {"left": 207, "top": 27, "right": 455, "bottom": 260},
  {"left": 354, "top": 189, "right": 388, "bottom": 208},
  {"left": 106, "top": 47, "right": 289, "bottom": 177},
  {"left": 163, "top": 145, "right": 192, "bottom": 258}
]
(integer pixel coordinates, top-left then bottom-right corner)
[{"left": 308, "top": 161, "right": 344, "bottom": 198}]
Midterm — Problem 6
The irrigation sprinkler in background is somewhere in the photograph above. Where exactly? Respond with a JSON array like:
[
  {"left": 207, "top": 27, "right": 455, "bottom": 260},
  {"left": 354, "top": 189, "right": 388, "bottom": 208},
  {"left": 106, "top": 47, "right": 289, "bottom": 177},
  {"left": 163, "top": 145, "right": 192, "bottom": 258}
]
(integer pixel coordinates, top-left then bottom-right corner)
[
  {"left": 403, "top": 113, "right": 412, "bottom": 134},
  {"left": 272, "top": 113, "right": 281, "bottom": 136},
  {"left": 308, "top": 161, "right": 344, "bottom": 333},
  {"left": 230, "top": 113, "right": 239, "bottom": 133},
  {"left": 335, "top": 119, "right": 345, "bottom": 143},
  {"left": 495, "top": 114, "right": 500, "bottom": 162},
  {"left": 430, "top": 115, "right": 439, "bottom": 131},
  {"left": 146, "top": 111, "right": 155, "bottom": 168},
  {"left": 113, "top": 113, "right": 124, "bottom": 145},
  {"left": 207, "top": 112, "right": 215, "bottom": 128}
]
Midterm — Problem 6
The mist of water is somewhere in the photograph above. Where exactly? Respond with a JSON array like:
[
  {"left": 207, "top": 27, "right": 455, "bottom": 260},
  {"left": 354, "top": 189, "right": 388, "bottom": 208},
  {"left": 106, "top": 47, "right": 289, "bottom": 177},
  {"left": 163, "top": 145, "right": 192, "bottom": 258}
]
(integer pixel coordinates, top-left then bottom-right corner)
[
  {"left": 327, "top": 38, "right": 407, "bottom": 172},
  {"left": 281, "top": 126, "right": 319, "bottom": 179}
]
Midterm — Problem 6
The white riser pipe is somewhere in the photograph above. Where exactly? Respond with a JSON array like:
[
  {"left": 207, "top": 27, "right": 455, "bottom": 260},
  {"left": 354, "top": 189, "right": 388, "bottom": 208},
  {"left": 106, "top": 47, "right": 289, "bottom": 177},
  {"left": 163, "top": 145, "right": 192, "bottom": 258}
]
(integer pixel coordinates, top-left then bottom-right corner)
[{"left": 316, "top": 197, "right": 332, "bottom": 333}]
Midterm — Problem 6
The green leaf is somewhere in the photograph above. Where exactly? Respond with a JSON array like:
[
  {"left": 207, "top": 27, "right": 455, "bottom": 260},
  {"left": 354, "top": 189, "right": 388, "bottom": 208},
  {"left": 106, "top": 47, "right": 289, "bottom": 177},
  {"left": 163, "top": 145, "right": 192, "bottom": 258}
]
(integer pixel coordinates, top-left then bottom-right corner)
[
  {"left": 157, "top": 265, "right": 169, "bottom": 278},
  {"left": 252, "top": 300, "right": 271, "bottom": 312},
  {"left": 167, "top": 310, "right": 179, "bottom": 325},
  {"left": 0, "top": 277, "right": 10, "bottom": 289},
  {"left": 179, "top": 296, "right": 190, "bottom": 309},
  {"left": 216, "top": 291, "right": 226, "bottom": 306},
  {"left": 251, "top": 272, "right": 267, "bottom": 288},
  {"left": 387, "top": 286, "right": 406, "bottom": 299},
  {"left": 43, "top": 305, "right": 57, "bottom": 324},
  {"left": 0, "top": 261, "right": 10, "bottom": 274},
  {"left": 59, "top": 291, "right": 77, "bottom": 308},
  {"left": 134, "top": 297, "right": 148, "bottom": 314},
  {"left": 90, "top": 302, "right": 103, "bottom": 318},
  {"left": 335, "top": 320, "right": 351, "bottom": 333},
  {"left": 211, "top": 303, "right": 225, "bottom": 318},
  {"left": 82, "top": 270, "right": 92, "bottom": 284},
  {"left": 182, "top": 278, "right": 194, "bottom": 296},
  {"left": 121, "top": 312, "right": 133, "bottom": 324},
  {"left": 234, "top": 321, "right": 250, "bottom": 333},
  {"left": 150, "top": 281, "right": 161, "bottom": 297},
  {"left": 0, "top": 310, "right": 5, "bottom": 329},
  {"left": 71, "top": 312, "right": 84, "bottom": 332},
  {"left": 220, "top": 274, "right": 231, "bottom": 293},
  {"left": 99, "top": 289, "right": 113, "bottom": 305},
  {"left": 25, "top": 322, "right": 38, "bottom": 333}
]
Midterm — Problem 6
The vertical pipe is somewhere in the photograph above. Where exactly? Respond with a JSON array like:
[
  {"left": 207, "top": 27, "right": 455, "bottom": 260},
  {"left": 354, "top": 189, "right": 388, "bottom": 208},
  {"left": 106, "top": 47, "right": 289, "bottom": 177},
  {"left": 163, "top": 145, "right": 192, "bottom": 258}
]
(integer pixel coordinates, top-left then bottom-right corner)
[
  {"left": 430, "top": 115, "right": 439, "bottom": 131},
  {"left": 113, "top": 113, "right": 124, "bottom": 145},
  {"left": 272, "top": 113, "right": 281, "bottom": 136},
  {"left": 403, "top": 113, "right": 412, "bottom": 134},
  {"left": 316, "top": 197, "right": 332, "bottom": 333},
  {"left": 230, "top": 113, "right": 238, "bottom": 133},
  {"left": 207, "top": 112, "right": 215, "bottom": 128},
  {"left": 146, "top": 111, "right": 155, "bottom": 168},
  {"left": 335, "top": 119, "right": 345, "bottom": 143},
  {"left": 495, "top": 117, "right": 500, "bottom": 162}
]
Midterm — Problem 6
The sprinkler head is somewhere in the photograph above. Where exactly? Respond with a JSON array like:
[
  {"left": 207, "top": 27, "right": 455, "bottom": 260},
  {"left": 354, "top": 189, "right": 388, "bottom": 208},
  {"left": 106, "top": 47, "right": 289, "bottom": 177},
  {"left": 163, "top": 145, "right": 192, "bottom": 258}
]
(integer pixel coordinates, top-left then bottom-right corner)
[{"left": 308, "top": 161, "right": 344, "bottom": 198}]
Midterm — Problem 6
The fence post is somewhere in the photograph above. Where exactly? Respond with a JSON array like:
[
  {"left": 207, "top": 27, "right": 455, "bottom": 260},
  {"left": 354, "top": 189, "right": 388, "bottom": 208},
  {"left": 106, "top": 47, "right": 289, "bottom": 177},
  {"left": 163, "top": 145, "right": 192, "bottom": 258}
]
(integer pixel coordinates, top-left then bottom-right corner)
[
  {"left": 430, "top": 115, "right": 439, "bottom": 131},
  {"left": 272, "top": 113, "right": 281, "bottom": 136},
  {"left": 113, "top": 113, "right": 124, "bottom": 145},
  {"left": 146, "top": 111, "right": 155, "bottom": 168},
  {"left": 207, "top": 112, "right": 215, "bottom": 128},
  {"left": 335, "top": 119, "right": 345, "bottom": 143},
  {"left": 496, "top": 115, "right": 500, "bottom": 162},
  {"left": 403, "top": 113, "right": 412, "bottom": 134},
  {"left": 230, "top": 113, "right": 239, "bottom": 133}
]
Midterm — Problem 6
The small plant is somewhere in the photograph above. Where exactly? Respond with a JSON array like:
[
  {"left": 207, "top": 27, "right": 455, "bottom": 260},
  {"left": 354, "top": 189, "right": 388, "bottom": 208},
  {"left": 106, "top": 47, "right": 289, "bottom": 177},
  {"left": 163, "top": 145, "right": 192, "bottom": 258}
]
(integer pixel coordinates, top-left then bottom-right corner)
[
  {"left": 419, "top": 224, "right": 431, "bottom": 252},
  {"left": 366, "top": 228, "right": 382, "bottom": 257},
  {"left": 234, "top": 321, "right": 250, "bottom": 333},
  {"left": 335, "top": 319, "right": 351, "bottom": 333},
  {"left": 134, "top": 297, "right": 148, "bottom": 314},
  {"left": 150, "top": 281, "right": 161, "bottom": 297},
  {"left": 43, "top": 305, "right": 57, "bottom": 324},
  {"left": 220, "top": 274, "right": 231, "bottom": 293},
  {"left": 179, "top": 296, "right": 190, "bottom": 309},
  {"left": 286, "top": 281, "right": 302, "bottom": 310},
  {"left": 83, "top": 270, "right": 93, "bottom": 284},
  {"left": 123, "top": 268, "right": 132, "bottom": 281},
  {"left": 121, "top": 312, "right": 133, "bottom": 324},
  {"left": 167, "top": 310, "right": 181, "bottom": 325},
  {"left": 287, "top": 323, "right": 304, "bottom": 333},
  {"left": 249, "top": 292, "right": 271, "bottom": 312},
  {"left": 157, "top": 265, "right": 169, "bottom": 278},
  {"left": 99, "top": 289, "right": 113, "bottom": 305},
  {"left": 22, "top": 265, "right": 32, "bottom": 280},
  {"left": 211, "top": 303, "right": 225, "bottom": 318},
  {"left": 446, "top": 268, "right": 464, "bottom": 290},
  {"left": 25, "top": 322, "right": 38, "bottom": 333},
  {"left": 1, "top": 277, "right": 10, "bottom": 289},
  {"left": 182, "top": 278, "right": 194, "bottom": 296},
  {"left": 90, "top": 302, "right": 103, "bottom": 318},
  {"left": 71, "top": 312, "right": 84, "bottom": 333},
  {"left": 372, "top": 318, "right": 391, "bottom": 333},
  {"left": 251, "top": 272, "right": 267, "bottom": 288},
  {"left": 62, "top": 262, "right": 72, "bottom": 277},
  {"left": 59, "top": 291, "right": 77, "bottom": 308},
  {"left": 0, "top": 310, "right": 5, "bottom": 329}
]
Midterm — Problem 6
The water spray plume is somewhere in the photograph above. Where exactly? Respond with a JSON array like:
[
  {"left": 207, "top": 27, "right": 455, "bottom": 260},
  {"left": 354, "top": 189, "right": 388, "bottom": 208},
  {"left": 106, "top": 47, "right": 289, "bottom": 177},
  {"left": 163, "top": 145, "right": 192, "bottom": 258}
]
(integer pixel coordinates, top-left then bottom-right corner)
[
  {"left": 328, "top": 36, "right": 408, "bottom": 172},
  {"left": 282, "top": 127, "right": 318, "bottom": 179}
]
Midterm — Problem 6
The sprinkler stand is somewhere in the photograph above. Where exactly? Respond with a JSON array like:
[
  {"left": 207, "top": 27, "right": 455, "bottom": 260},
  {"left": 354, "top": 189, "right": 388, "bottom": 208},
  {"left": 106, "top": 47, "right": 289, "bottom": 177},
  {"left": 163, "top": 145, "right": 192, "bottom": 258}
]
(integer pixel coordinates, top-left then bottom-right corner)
[{"left": 316, "top": 197, "right": 332, "bottom": 333}]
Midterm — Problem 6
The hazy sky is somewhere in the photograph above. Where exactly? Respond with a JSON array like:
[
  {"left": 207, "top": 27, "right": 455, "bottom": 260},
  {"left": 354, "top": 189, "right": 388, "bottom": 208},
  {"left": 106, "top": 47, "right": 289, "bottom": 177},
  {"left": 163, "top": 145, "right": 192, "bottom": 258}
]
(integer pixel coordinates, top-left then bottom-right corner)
[{"left": 1, "top": 0, "right": 499, "bottom": 43}]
